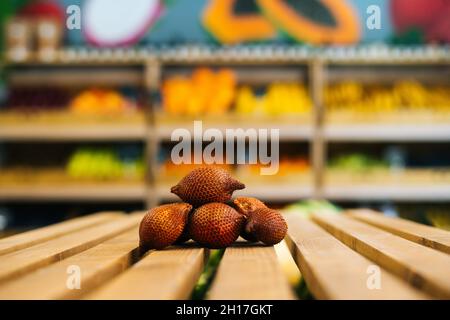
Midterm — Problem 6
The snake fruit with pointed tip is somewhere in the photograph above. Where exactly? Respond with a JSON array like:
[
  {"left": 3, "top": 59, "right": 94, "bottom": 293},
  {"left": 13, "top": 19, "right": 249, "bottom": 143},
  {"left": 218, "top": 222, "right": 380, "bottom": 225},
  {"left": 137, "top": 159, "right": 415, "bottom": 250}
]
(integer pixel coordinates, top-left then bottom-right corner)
[
  {"left": 233, "top": 197, "right": 267, "bottom": 241},
  {"left": 171, "top": 166, "right": 245, "bottom": 207}
]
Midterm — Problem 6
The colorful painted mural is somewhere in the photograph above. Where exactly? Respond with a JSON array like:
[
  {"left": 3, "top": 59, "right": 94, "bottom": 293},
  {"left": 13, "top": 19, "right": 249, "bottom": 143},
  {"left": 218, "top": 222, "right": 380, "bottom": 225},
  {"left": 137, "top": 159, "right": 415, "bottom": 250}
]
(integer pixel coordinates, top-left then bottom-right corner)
[{"left": 1, "top": 0, "right": 449, "bottom": 48}]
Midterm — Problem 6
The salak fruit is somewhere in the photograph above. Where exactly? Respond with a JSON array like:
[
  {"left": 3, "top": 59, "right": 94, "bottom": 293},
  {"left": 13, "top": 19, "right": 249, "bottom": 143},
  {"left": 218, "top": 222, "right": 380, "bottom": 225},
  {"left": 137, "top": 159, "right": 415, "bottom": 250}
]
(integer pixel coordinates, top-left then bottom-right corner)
[
  {"left": 171, "top": 166, "right": 245, "bottom": 207},
  {"left": 189, "top": 202, "right": 245, "bottom": 248},
  {"left": 139, "top": 203, "right": 192, "bottom": 250}
]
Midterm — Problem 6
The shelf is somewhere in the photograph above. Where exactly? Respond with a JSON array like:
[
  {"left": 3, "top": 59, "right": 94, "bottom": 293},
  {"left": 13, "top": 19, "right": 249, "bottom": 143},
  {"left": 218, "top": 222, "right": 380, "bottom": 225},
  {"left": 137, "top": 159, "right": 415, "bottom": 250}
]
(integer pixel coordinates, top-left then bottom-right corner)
[
  {"left": 324, "top": 124, "right": 450, "bottom": 142},
  {"left": 8, "top": 68, "right": 145, "bottom": 87},
  {"left": 322, "top": 185, "right": 450, "bottom": 202},
  {"left": 163, "top": 67, "right": 307, "bottom": 85},
  {"left": 156, "top": 183, "right": 313, "bottom": 203},
  {"left": 326, "top": 66, "right": 450, "bottom": 85},
  {"left": 0, "top": 123, "right": 147, "bottom": 141},
  {"left": 0, "top": 183, "right": 147, "bottom": 202},
  {"left": 4, "top": 46, "right": 449, "bottom": 66},
  {"left": 155, "top": 114, "right": 313, "bottom": 141}
]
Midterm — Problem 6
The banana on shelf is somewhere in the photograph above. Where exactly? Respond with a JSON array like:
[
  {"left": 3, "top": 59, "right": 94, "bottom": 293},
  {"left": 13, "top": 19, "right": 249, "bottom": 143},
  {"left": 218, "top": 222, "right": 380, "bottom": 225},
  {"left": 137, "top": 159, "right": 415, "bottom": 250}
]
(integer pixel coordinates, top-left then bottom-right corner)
[
  {"left": 235, "top": 83, "right": 312, "bottom": 116},
  {"left": 325, "top": 81, "right": 450, "bottom": 115},
  {"left": 161, "top": 68, "right": 312, "bottom": 117}
]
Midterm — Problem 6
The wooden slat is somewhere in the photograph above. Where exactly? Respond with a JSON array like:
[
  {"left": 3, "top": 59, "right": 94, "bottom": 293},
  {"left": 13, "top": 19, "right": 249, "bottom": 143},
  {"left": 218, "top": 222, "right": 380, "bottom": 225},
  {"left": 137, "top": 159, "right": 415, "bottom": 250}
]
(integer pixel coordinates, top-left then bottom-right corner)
[
  {"left": 0, "top": 214, "right": 142, "bottom": 284},
  {"left": 0, "top": 227, "right": 140, "bottom": 299},
  {"left": 207, "top": 245, "right": 295, "bottom": 300},
  {"left": 87, "top": 246, "right": 206, "bottom": 300},
  {"left": 312, "top": 213, "right": 450, "bottom": 299},
  {"left": 0, "top": 184, "right": 146, "bottom": 202},
  {"left": 0, "top": 212, "right": 123, "bottom": 256},
  {"left": 285, "top": 215, "right": 429, "bottom": 300},
  {"left": 0, "top": 123, "right": 147, "bottom": 141},
  {"left": 348, "top": 209, "right": 450, "bottom": 254},
  {"left": 9, "top": 69, "right": 144, "bottom": 87}
]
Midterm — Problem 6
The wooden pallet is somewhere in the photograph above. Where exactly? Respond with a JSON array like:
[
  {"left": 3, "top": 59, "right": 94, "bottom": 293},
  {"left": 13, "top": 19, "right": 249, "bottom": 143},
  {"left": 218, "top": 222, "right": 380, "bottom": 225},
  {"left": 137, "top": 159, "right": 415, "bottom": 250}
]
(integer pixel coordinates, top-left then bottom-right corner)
[{"left": 0, "top": 209, "right": 448, "bottom": 300}]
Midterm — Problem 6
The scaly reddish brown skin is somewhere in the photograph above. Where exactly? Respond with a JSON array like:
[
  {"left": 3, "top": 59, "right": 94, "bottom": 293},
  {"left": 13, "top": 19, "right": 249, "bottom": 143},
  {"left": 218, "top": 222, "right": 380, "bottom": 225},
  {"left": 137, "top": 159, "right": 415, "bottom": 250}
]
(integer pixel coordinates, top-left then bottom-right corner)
[
  {"left": 233, "top": 197, "right": 267, "bottom": 241},
  {"left": 189, "top": 202, "right": 245, "bottom": 249},
  {"left": 245, "top": 207, "right": 287, "bottom": 245},
  {"left": 139, "top": 202, "right": 192, "bottom": 250},
  {"left": 171, "top": 166, "right": 245, "bottom": 207}
]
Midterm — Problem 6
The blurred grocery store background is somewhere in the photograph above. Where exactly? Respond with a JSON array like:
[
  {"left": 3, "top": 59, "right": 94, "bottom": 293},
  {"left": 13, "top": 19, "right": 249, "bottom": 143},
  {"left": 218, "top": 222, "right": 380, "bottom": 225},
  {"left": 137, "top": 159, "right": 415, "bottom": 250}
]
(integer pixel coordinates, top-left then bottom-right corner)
[{"left": 0, "top": 0, "right": 449, "bottom": 235}]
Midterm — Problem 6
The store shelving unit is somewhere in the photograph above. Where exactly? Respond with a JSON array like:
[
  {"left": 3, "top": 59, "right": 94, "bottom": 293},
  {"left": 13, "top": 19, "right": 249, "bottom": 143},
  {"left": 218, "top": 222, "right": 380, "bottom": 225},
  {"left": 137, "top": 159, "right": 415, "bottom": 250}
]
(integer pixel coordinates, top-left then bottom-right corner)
[
  {"left": 0, "top": 183, "right": 146, "bottom": 202},
  {"left": 322, "top": 185, "right": 450, "bottom": 202},
  {"left": 324, "top": 124, "right": 450, "bottom": 142},
  {"left": 0, "top": 123, "right": 147, "bottom": 141},
  {"left": 1, "top": 46, "right": 449, "bottom": 206}
]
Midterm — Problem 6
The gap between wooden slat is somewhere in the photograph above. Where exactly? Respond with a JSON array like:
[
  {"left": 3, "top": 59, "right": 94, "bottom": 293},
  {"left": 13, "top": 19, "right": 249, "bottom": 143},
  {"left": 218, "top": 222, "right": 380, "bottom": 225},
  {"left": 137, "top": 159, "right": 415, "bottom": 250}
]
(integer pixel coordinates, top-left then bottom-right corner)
[
  {"left": 347, "top": 209, "right": 450, "bottom": 254},
  {"left": 86, "top": 246, "right": 206, "bottom": 300},
  {"left": 0, "top": 227, "right": 141, "bottom": 299},
  {"left": 0, "top": 214, "right": 142, "bottom": 284},
  {"left": 285, "top": 215, "right": 429, "bottom": 300},
  {"left": 0, "top": 212, "right": 124, "bottom": 256},
  {"left": 207, "top": 244, "right": 295, "bottom": 300},
  {"left": 312, "top": 213, "right": 450, "bottom": 299}
]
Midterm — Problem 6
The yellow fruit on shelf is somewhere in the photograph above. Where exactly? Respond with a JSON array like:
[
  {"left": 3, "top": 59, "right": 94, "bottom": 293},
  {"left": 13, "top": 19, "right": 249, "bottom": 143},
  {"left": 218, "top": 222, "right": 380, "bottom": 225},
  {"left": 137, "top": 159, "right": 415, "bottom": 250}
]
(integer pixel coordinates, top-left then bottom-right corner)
[
  {"left": 235, "top": 86, "right": 258, "bottom": 114},
  {"left": 325, "top": 81, "right": 450, "bottom": 117},
  {"left": 69, "top": 89, "right": 132, "bottom": 116}
]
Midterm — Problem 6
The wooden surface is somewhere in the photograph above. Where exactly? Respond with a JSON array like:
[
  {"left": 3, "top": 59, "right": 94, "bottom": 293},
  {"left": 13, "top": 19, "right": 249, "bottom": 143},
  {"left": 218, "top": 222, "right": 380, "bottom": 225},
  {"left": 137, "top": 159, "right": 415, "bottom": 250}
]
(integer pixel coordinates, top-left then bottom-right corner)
[
  {"left": 285, "top": 215, "right": 429, "bottom": 300},
  {"left": 9, "top": 69, "right": 144, "bottom": 87},
  {"left": 87, "top": 246, "right": 206, "bottom": 300},
  {"left": 348, "top": 209, "right": 450, "bottom": 254},
  {"left": 322, "top": 185, "right": 450, "bottom": 202},
  {"left": 0, "top": 212, "right": 123, "bottom": 256},
  {"left": 0, "top": 227, "right": 140, "bottom": 299},
  {"left": 0, "top": 184, "right": 147, "bottom": 202},
  {"left": 0, "top": 123, "right": 147, "bottom": 141},
  {"left": 0, "top": 209, "right": 448, "bottom": 300},
  {"left": 312, "top": 213, "right": 450, "bottom": 299},
  {"left": 0, "top": 214, "right": 142, "bottom": 284},
  {"left": 207, "top": 244, "right": 295, "bottom": 300},
  {"left": 324, "top": 124, "right": 450, "bottom": 142}
]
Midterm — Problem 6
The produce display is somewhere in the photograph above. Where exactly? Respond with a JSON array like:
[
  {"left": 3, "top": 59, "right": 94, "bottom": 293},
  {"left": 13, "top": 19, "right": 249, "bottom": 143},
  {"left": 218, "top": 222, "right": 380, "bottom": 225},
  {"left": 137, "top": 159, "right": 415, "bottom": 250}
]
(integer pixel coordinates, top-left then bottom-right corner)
[
  {"left": 397, "top": 205, "right": 450, "bottom": 231},
  {"left": 66, "top": 147, "right": 144, "bottom": 181},
  {"left": 325, "top": 81, "right": 450, "bottom": 122},
  {"left": 162, "top": 68, "right": 236, "bottom": 116},
  {"left": 0, "top": 87, "right": 144, "bottom": 126},
  {"left": 326, "top": 152, "right": 450, "bottom": 185},
  {"left": 426, "top": 210, "right": 450, "bottom": 231},
  {"left": 69, "top": 89, "right": 138, "bottom": 115},
  {"left": 328, "top": 153, "right": 387, "bottom": 172},
  {"left": 158, "top": 156, "right": 310, "bottom": 185},
  {"left": 139, "top": 166, "right": 288, "bottom": 250},
  {"left": 0, "top": 146, "right": 145, "bottom": 186},
  {"left": 235, "top": 83, "right": 312, "bottom": 115},
  {"left": 5, "top": 87, "right": 70, "bottom": 110},
  {"left": 283, "top": 200, "right": 342, "bottom": 219},
  {"left": 161, "top": 68, "right": 312, "bottom": 117},
  {"left": 239, "top": 156, "right": 310, "bottom": 177}
]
